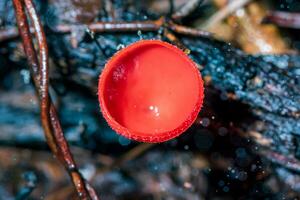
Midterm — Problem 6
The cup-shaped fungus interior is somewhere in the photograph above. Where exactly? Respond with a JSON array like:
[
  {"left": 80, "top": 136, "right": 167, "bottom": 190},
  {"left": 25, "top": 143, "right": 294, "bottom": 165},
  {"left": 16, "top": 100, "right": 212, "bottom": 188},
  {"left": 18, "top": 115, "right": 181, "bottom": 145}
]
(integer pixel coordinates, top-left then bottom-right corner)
[{"left": 100, "top": 40, "right": 203, "bottom": 136}]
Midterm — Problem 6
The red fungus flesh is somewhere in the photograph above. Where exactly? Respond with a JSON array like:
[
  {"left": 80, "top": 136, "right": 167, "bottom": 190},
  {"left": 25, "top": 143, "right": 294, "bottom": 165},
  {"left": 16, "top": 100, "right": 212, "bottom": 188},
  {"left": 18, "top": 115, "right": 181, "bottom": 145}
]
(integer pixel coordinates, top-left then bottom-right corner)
[{"left": 98, "top": 40, "right": 204, "bottom": 143}]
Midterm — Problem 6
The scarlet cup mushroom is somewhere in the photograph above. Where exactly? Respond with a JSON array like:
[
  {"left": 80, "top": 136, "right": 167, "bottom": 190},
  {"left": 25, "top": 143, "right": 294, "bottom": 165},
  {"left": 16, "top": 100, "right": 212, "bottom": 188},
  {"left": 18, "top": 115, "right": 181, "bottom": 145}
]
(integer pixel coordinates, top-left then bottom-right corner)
[{"left": 98, "top": 40, "right": 204, "bottom": 143}]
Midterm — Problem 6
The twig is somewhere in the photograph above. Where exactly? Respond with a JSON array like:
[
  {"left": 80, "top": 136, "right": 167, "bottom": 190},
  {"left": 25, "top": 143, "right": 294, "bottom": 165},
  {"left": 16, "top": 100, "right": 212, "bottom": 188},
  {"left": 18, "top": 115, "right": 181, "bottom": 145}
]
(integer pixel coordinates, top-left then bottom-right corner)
[
  {"left": 0, "top": 17, "right": 212, "bottom": 43},
  {"left": 163, "top": 28, "right": 189, "bottom": 52},
  {"left": 168, "top": 21, "right": 212, "bottom": 37},
  {"left": 57, "top": 18, "right": 212, "bottom": 37},
  {"left": 263, "top": 11, "right": 300, "bottom": 29},
  {"left": 114, "top": 143, "right": 155, "bottom": 167},
  {"left": 12, "top": 0, "right": 99, "bottom": 199},
  {"left": 97, "top": 143, "right": 155, "bottom": 174},
  {"left": 56, "top": 19, "right": 163, "bottom": 33},
  {"left": 202, "top": 0, "right": 252, "bottom": 29}
]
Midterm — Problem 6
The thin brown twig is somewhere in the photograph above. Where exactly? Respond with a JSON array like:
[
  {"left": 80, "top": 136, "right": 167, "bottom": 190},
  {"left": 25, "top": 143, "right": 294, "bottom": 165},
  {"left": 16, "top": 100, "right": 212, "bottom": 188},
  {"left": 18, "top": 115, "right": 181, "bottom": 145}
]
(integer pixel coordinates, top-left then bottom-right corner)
[
  {"left": 114, "top": 143, "right": 155, "bottom": 167},
  {"left": 12, "top": 0, "right": 99, "bottom": 199},
  {"left": 53, "top": 17, "right": 212, "bottom": 38},
  {"left": 163, "top": 28, "right": 189, "bottom": 52},
  {"left": 0, "top": 17, "right": 212, "bottom": 43},
  {"left": 97, "top": 143, "right": 155, "bottom": 174},
  {"left": 56, "top": 19, "right": 163, "bottom": 33},
  {"left": 168, "top": 21, "right": 212, "bottom": 37}
]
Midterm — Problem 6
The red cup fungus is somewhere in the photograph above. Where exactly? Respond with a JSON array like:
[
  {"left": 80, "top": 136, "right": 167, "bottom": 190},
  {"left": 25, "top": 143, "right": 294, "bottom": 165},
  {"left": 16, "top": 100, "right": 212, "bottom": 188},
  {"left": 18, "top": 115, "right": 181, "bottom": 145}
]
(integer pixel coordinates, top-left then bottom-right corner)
[{"left": 98, "top": 40, "right": 204, "bottom": 143}]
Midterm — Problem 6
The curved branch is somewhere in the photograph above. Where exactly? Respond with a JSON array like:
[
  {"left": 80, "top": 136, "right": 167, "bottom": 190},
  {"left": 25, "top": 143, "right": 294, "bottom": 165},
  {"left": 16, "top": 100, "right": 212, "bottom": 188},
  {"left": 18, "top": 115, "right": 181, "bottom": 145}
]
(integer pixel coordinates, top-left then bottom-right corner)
[{"left": 12, "top": 0, "right": 99, "bottom": 199}]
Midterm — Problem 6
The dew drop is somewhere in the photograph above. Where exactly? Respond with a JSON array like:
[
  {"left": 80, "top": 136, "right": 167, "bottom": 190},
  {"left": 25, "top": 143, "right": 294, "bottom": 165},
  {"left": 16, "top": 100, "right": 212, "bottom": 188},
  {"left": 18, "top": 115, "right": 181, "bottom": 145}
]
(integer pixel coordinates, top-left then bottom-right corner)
[
  {"left": 116, "top": 44, "right": 125, "bottom": 50},
  {"left": 137, "top": 30, "right": 143, "bottom": 40}
]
